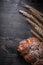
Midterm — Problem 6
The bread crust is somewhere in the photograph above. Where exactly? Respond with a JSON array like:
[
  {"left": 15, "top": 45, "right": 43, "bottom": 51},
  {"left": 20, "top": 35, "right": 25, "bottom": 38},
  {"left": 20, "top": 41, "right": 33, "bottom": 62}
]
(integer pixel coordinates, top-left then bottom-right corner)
[{"left": 17, "top": 37, "right": 43, "bottom": 64}]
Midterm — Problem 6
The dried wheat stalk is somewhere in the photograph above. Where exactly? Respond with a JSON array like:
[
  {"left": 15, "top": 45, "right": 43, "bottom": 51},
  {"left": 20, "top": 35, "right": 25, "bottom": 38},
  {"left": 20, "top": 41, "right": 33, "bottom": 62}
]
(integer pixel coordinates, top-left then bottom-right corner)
[
  {"left": 31, "top": 30, "right": 43, "bottom": 41},
  {"left": 26, "top": 18, "right": 43, "bottom": 37},
  {"left": 22, "top": 2, "right": 43, "bottom": 17},
  {"left": 19, "top": 4, "right": 43, "bottom": 41},
  {"left": 29, "top": 8, "right": 43, "bottom": 22},
  {"left": 19, "top": 10, "right": 43, "bottom": 28},
  {"left": 22, "top": 3, "right": 43, "bottom": 22}
]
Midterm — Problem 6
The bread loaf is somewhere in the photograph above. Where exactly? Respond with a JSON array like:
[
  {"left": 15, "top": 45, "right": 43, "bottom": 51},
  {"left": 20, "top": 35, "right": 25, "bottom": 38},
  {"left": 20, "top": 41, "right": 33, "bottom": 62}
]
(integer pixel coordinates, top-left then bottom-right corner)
[{"left": 17, "top": 37, "right": 43, "bottom": 64}]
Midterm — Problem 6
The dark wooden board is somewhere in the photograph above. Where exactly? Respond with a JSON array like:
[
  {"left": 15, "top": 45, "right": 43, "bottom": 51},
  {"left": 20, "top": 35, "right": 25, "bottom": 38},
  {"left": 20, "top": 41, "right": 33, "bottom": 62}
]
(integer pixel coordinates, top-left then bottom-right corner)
[{"left": 0, "top": 0, "right": 43, "bottom": 65}]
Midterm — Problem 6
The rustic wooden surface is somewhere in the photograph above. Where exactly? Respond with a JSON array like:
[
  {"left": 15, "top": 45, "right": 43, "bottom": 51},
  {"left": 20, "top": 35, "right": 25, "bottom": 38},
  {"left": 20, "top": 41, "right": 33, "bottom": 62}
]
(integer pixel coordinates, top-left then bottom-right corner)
[{"left": 0, "top": 0, "right": 43, "bottom": 65}]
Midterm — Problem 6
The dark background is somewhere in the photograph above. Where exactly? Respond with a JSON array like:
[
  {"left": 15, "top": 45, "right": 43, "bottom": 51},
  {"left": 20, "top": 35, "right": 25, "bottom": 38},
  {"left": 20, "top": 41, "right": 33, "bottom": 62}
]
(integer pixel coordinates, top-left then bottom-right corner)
[{"left": 0, "top": 0, "right": 43, "bottom": 65}]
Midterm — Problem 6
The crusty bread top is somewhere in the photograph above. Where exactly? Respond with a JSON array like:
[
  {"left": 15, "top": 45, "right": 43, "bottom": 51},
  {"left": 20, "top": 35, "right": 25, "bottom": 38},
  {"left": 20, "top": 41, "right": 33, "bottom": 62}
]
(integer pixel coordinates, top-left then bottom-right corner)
[{"left": 17, "top": 37, "right": 43, "bottom": 64}]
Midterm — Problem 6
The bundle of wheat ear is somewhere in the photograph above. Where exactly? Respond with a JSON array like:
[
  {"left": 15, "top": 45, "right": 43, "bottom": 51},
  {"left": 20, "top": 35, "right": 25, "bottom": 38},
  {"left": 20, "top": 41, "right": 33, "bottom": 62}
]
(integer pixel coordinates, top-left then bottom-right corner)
[{"left": 19, "top": 2, "right": 43, "bottom": 42}]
